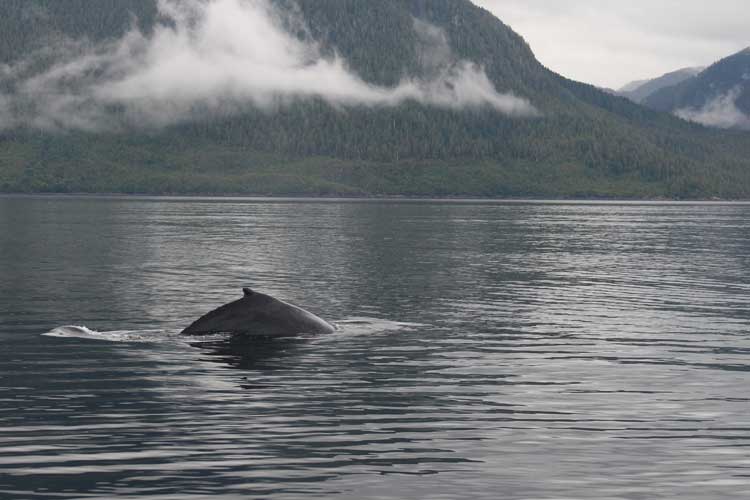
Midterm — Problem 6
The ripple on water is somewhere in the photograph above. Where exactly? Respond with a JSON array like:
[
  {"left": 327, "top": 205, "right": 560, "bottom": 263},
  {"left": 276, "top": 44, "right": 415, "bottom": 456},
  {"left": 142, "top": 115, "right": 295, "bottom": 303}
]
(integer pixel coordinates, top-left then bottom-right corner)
[{"left": 1, "top": 199, "right": 750, "bottom": 499}]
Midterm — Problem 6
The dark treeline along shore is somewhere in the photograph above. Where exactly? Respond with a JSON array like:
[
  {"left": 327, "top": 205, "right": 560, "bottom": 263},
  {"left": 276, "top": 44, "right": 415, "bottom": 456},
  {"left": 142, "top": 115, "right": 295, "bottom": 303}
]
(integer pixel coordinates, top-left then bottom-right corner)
[{"left": 1, "top": 0, "right": 749, "bottom": 199}]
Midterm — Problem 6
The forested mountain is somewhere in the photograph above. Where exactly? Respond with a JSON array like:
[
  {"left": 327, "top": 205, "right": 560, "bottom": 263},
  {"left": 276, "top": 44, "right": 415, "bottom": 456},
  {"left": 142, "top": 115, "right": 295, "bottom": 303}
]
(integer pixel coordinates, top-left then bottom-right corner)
[
  {"left": 619, "top": 67, "right": 703, "bottom": 104},
  {"left": 1, "top": 0, "right": 749, "bottom": 198},
  {"left": 643, "top": 48, "right": 750, "bottom": 131},
  {"left": 0, "top": 0, "right": 158, "bottom": 62}
]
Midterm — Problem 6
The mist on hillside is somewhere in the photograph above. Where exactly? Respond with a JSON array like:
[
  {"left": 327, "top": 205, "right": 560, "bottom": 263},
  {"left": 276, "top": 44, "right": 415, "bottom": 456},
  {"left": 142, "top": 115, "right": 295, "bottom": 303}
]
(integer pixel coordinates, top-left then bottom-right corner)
[
  {"left": 676, "top": 87, "right": 750, "bottom": 130},
  {"left": 0, "top": 0, "right": 537, "bottom": 132}
]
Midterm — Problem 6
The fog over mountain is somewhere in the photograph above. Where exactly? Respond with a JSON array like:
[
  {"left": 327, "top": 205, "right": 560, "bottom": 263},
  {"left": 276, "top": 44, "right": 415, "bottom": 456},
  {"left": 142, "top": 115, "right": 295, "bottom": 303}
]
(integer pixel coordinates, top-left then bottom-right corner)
[
  {"left": 0, "top": 0, "right": 535, "bottom": 132},
  {"left": 643, "top": 48, "right": 750, "bottom": 130},
  {"left": 676, "top": 87, "right": 750, "bottom": 130},
  {"left": 0, "top": 0, "right": 749, "bottom": 199}
]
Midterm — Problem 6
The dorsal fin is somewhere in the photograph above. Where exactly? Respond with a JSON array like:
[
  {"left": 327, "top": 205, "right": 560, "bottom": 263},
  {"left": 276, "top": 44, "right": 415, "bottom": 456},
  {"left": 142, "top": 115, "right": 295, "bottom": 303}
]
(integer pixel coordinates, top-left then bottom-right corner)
[{"left": 243, "top": 287, "right": 254, "bottom": 297}]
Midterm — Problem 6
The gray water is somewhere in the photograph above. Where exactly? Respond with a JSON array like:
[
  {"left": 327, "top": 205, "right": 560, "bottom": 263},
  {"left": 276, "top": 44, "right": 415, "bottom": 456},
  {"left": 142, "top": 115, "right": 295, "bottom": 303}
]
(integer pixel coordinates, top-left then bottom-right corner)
[{"left": 1, "top": 196, "right": 750, "bottom": 500}]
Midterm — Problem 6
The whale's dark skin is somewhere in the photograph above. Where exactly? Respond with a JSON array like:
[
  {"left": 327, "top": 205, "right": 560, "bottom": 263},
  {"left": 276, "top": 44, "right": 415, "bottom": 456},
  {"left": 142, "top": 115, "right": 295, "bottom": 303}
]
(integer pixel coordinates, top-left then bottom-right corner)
[{"left": 181, "top": 288, "right": 335, "bottom": 337}]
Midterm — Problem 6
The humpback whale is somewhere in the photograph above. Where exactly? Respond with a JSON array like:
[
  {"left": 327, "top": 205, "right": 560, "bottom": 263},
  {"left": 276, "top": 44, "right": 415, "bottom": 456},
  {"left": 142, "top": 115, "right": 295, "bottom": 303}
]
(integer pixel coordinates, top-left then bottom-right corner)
[{"left": 181, "top": 288, "right": 335, "bottom": 337}]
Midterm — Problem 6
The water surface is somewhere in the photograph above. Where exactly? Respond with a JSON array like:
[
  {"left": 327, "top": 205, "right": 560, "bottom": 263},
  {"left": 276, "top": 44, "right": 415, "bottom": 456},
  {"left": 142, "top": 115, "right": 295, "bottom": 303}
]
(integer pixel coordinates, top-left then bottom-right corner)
[{"left": 2, "top": 196, "right": 750, "bottom": 499}]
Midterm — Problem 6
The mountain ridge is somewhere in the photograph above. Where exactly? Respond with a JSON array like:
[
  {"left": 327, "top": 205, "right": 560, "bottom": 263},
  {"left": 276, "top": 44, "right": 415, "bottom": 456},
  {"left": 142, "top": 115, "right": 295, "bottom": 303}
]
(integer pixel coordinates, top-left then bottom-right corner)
[
  {"left": 0, "top": 0, "right": 749, "bottom": 199},
  {"left": 643, "top": 48, "right": 750, "bottom": 130},
  {"left": 619, "top": 67, "right": 703, "bottom": 103}
]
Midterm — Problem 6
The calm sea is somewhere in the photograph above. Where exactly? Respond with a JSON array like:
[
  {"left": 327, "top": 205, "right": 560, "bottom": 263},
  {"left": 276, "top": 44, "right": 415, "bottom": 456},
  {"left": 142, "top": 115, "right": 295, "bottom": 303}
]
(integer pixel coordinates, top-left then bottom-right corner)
[{"left": 1, "top": 196, "right": 750, "bottom": 499}]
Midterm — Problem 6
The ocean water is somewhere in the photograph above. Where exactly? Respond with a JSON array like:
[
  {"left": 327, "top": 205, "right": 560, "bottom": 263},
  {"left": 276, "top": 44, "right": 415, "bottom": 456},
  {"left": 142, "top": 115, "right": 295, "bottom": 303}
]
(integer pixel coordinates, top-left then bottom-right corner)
[{"left": 1, "top": 196, "right": 750, "bottom": 499}]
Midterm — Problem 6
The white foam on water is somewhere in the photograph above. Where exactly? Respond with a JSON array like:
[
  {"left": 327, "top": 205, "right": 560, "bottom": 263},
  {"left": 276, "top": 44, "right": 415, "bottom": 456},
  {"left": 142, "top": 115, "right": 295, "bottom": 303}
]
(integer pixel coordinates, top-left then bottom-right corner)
[
  {"left": 43, "top": 325, "right": 169, "bottom": 343},
  {"left": 43, "top": 318, "right": 420, "bottom": 343},
  {"left": 332, "top": 317, "right": 426, "bottom": 336}
]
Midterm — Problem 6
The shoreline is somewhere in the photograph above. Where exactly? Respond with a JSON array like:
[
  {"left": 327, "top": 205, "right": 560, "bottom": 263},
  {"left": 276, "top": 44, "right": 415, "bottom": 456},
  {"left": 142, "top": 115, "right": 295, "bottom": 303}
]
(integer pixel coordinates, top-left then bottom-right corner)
[{"left": 1, "top": 192, "right": 748, "bottom": 204}]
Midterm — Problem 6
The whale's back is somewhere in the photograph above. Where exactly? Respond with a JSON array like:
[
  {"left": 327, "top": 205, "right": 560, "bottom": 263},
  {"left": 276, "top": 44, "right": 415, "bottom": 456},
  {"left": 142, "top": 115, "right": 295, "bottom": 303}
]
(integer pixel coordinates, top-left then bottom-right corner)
[{"left": 181, "top": 289, "right": 334, "bottom": 337}]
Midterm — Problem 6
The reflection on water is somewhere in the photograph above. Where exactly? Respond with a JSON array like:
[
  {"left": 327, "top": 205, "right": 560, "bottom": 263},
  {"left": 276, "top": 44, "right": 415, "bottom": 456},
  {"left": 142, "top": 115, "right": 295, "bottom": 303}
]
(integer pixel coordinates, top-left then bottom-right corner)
[{"left": 2, "top": 197, "right": 750, "bottom": 499}]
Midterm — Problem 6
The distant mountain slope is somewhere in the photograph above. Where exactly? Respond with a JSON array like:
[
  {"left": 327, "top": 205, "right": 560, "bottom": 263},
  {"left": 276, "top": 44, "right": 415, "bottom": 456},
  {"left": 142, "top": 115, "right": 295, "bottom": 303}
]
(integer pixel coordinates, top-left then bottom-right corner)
[
  {"left": 620, "top": 67, "right": 703, "bottom": 103},
  {"left": 0, "top": 0, "right": 158, "bottom": 63},
  {"left": 643, "top": 48, "right": 750, "bottom": 130},
  {"left": 0, "top": 0, "right": 749, "bottom": 198},
  {"left": 619, "top": 79, "right": 649, "bottom": 94}
]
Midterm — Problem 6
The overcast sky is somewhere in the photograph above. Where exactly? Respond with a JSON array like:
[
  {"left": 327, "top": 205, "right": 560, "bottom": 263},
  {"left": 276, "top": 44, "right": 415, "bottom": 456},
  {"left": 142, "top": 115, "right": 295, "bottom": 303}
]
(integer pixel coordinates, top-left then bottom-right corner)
[{"left": 473, "top": 0, "right": 750, "bottom": 89}]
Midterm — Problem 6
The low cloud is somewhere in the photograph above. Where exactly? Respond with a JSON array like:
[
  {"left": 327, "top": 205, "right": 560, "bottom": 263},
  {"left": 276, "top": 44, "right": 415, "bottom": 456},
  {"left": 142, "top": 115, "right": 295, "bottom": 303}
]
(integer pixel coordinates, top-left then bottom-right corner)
[
  {"left": 0, "top": 0, "right": 537, "bottom": 132},
  {"left": 675, "top": 86, "right": 750, "bottom": 130}
]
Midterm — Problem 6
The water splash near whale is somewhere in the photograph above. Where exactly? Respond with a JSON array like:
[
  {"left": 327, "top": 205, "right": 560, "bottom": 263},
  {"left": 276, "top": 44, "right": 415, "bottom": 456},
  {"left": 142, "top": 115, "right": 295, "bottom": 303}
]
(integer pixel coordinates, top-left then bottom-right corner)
[
  {"left": 43, "top": 325, "right": 170, "bottom": 343},
  {"left": 43, "top": 318, "right": 420, "bottom": 344}
]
